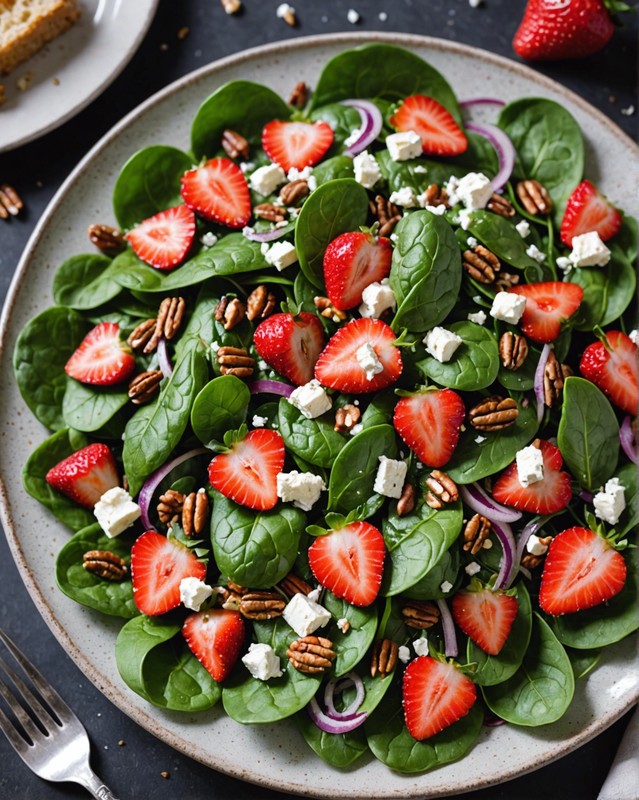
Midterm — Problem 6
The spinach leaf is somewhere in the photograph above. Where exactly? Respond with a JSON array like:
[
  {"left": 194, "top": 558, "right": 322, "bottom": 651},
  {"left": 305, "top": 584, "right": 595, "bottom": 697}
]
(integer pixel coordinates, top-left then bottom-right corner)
[
  {"left": 312, "top": 155, "right": 355, "bottom": 185},
  {"left": 382, "top": 501, "right": 463, "bottom": 596},
  {"left": 56, "top": 523, "right": 138, "bottom": 617},
  {"left": 295, "top": 178, "right": 369, "bottom": 289},
  {"left": 310, "top": 103, "right": 362, "bottom": 151},
  {"left": 557, "top": 376, "right": 619, "bottom": 491},
  {"left": 328, "top": 424, "right": 398, "bottom": 514},
  {"left": 497, "top": 345, "right": 538, "bottom": 392},
  {"left": 191, "top": 375, "right": 250, "bottom": 446},
  {"left": 278, "top": 398, "right": 347, "bottom": 468},
  {"left": 112, "top": 146, "right": 193, "bottom": 229},
  {"left": 360, "top": 392, "right": 396, "bottom": 428},
  {"left": 498, "top": 99, "right": 584, "bottom": 223},
  {"left": 417, "top": 321, "right": 499, "bottom": 391},
  {"left": 467, "top": 210, "right": 542, "bottom": 270},
  {"left": 615, "top": 462, "right": 638, "bottom": 537},
  {"left": 566, "top": 246, "right": 636, "bottom": 330},
  {"left": 210, "top": 494, "right": 306, "bottom": 587},
  {"left": 22, "top": 428, "right": 94, "bottom": 531},
  {"left": 389, "top": 210, "right": 461, "bottom": 333},
  {"left": 403, "top": 545, "right": 461, "bottom": 600},
  {"left": 451, "top": 131, "right": 499, "bottom": 178},
  {"left": 52, "top": 254, "right": 122, "bottom": 310},
  {"left": 324, "top": 591, "right": 377, "bottom": 676},
  {"left": 62, "top": 379, "right": 129, "bottom": 433},
  {"left": 376, "top": 152, "right": 466, "bottom": 196},
  {"left": 310, "top": 44, "right": 461, "bottom": 123},
  {"left": 174, "top": 282, "right": 220, "bottom": 359},
  {"left": 482, "top": 612, "right": 574, "bottom": 726},
  {"left": 14, "top": 306, "right": 89, "bottom": 431},
  {"left": 123, "top": 347, "right": 208, "bottom": 495},
  {"left": 191, "top": 81, "right": 292, "bottom": 159},
  {"left": 295, "top": 711, "right": 368, "bottom": 767},
  {"left": 446, "top": 403, "right": 538, "bottom": 484},
  {"left": 567, "top": 648, "right": 601, "bottom": 680}
]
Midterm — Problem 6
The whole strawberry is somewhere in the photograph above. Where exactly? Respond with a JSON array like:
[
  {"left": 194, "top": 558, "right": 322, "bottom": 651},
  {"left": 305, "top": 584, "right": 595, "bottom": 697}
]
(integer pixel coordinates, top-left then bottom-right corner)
[{"left": 513, "top": 0, "right": 616, "bottom": 61}]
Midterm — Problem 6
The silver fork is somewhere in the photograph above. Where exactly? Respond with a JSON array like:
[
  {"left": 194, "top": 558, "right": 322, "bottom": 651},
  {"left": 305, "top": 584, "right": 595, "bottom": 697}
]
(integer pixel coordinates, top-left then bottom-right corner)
[{"left": 0, "top": 629, "right": 120, "bottom": 799}]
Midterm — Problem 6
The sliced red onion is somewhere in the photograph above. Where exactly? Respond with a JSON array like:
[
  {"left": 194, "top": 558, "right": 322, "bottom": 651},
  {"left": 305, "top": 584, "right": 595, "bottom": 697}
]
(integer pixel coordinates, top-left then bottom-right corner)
[
  {"left": 242, "top": 225, "right": 288, "bottom": 243},
  {"left": 460, "top": 483, "right": 522, "bottom": 523},
  {"left": 137, "top": 447, "right": 209, "bottom": 530},
  {"left": 492, "top": 519, "right": 516, "bottom": 591},
  {"left": 248, "top": 379, "right": 294, "bottom": 398},
  {"left": 323, "top": 672, "right": 365, "bottom": 720},
  {"left": 436, "top": 598, "right": 458, "bottom": 658},
  {"left": 484, "top": 713, "right": 507, "bottom": 727},
  {"left": 340, "top": 99, "right": 383, "bottom": 157},
  {"left": 465, "top": 122, "right": 515, "bottom": 193},
  {"left": 534, "top": 344, "right": 552, "bottom": 423},
  {"left": 157, "top": 338, "right": 173, "bottom": 379},
  {"left": 620, "top": 415, "right": 639, "bottom": 465},
  {"left": 579, "top": 489, "right": 594, "bottom": 504},
  {"left": 307, "top": 697, "right": 367, "bottom": 734},
  {"left": 459, "top": 98, "right": 506, "bottom": 109},
  {"left": 511, "top": 518, "right": 543, "bottom": 586}
]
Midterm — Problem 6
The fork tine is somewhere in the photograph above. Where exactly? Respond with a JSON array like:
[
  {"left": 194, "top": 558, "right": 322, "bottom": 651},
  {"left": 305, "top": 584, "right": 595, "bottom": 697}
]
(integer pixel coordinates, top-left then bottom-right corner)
[
  {"left": 0, "top": 699, "right": 32, "bottom": 756},
  {"left": 0, "top": 665, "right": 47, "bottom": 744}
]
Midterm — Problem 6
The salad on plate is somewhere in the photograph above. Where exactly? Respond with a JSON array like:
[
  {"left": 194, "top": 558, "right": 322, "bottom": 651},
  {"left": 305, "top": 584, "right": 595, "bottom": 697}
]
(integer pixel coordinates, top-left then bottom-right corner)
[{"left": 12, "top": 43, "right": 638, "bottom": 775}]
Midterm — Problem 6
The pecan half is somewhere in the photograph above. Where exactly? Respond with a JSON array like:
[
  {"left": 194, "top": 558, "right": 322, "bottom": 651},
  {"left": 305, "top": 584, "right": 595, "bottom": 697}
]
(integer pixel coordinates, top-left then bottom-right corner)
[
  {"left": 486, "top": 193, "right": 515, "bottom": 218},
  {"left": 0, "top": 184, "right": 23, "bottom": 219},
  {"left": 220, "top": 0, "right": 242, "bottom": 14},
  {"left": 402, "top": 600, "right": 440, "bottom": 630},
  {"left": 370, "top": 639, "right": 398, "bottom": 678},
  {"left": 239, "top": 590, "right": 286, "bottom": 620},
  {"left": 127, "top": 318, "right": 157, "bottom": 353},
  {"left": 334, "top": 403, "right": 361, "bottom": 433},
  {"left": 246, "top": 285, "right": 277, "bottom": 321},
  {"left": 499, "top": 331, "right": 529, "bottom": 370},
  {"left": 279, "top": 179, "right": 309, "bottom": 206},
  {"left": 421, "top": 183, "right": 450, "bottom": 208},
  {"left": 370, "top": 194, "right": 401, "bottom": 237},
  {"left": 425, "top": 470, "right": 459, "bottom": 510},
  {"left": 463, "top": 513, "right": 492, "bottom": 555},
  {"left": 396, "top": 481, "right": 416, "bottom": 517},
  {"left": 288, "top": 81, "right": 308, "bottom": 109},
  {"left": 146, "top": 296, "right": 186, "bottom": 352},
  {"left": 128, "top": 370, "right": 163, "bottom": 405},
  {"left": 277, "top": 572, "right": 314, "bottom": 598},
  {"left": 217, "top": 345, "right": 255, "bottom": 378},
  {"left": 544, "top": 350, "right": 573, "bottom": 407},
  {"left": 520, "top": 535, "right": 553, "bottom": 570},
  {"left": 221, "top": 129, "right": 250, "bottom": 160},
  {"left": 469, "top": 396, "right": 519, "bottom": 431},
  {"left": 314, "top": 295, "right": 347, "bottom": 323},
  {"left": 495, "top": 271, "right": 520, "bottom": 292},
  {"left": 254, "top": 203, "right": 286, "bottom": 223},
  {"left": 287, "top": 636, "right": 336, "bottom": 673},
  {"left": 463, "top": 245, "right": 500, "bottom": 284},
  {"left": 516, "top": 179, "right": 553, "bottom": 215},
  {"left": 182, "top": 488, "right": 209, "bottom": 537},
  {"left": 157, "top": 489, "right": 185, "bottom": 524},
  {"left": 83, "top": 550, "right": 128, "bottom": 581},
  {"left": 215, "top": 296, "right": 245, "bottom": 330},
  {"left": 88, "top": 223, "right": 126, "bottom": 254}
]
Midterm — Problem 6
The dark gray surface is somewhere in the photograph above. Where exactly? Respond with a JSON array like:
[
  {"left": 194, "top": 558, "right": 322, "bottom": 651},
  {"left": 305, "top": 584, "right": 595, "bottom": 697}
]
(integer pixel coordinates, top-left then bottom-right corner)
[{"left": 0, "top": 0, "right": 636, "bottom": 797}]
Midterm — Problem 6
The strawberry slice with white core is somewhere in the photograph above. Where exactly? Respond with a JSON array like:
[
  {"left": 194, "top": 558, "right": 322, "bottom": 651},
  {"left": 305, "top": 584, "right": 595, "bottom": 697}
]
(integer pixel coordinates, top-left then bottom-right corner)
[
  {"left": 65, "top": 322, "right": 135, "bottom": 386},
  {"left": 402, "top": 656, "right": 477, "bottom": 741},
  {"left": 181, "top": 157, "right": 251, "bottom": 229},
  {"left": 208, "top": 428, "right": 285, "bottom": 511},
  {"left": 389, "top": 94, "right": 468, "bottom": 157},
  {"left": 45, "top": 442, "right": 119, "bottom": 509},
  {"left": 262, "top": 120, "right": 334, "bottom": 171},
  {"left": 323, "top": 230, "right": 393, "bottom": 311},
  {"left": 393, "top": 389, "right": 465, "bottom": 467},
  {"left": 131, "top": 531, "right": 207, "bottom": 616},
  {"left": 580, "top": 331, "right": 639, "bottom": 416},
  {"left": 560, "top": 180, "right": 622, "bottom": 246},
  {"left": 183, "top": 608, "right": 245, "bottom": 683},
  {"left": 451, "top": 584, "right": 519, "bottom": 655},
  {"left": 308, "top": 521, "right": 385, "bottom": 607},
  {"left": 507, "top": 281, "right": 583, "bottom": 344},
  {"left": 314, "top": 317, "right": 402, "bottom": 394},
  {"left": 253, "top": 312, "right": 326, "bottom": 386},
  {"left": 539, "top": 526, "right": 627, "bottom": 615},
  {"left": 125, "top": 205, "right": 196, "bottom": 270}
]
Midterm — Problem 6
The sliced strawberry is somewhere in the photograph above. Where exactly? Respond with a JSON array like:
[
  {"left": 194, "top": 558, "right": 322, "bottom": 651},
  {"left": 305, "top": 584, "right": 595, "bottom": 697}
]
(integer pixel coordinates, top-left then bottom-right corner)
[
  {"left": 451, "top": 582, "right": 519, "bottom": 656},
  {"left": 560, "top": 180, "right": 622, "bottom": 246},
  {"left": 208, "top": 428, "right": 285, "bottom": 511},
  {"left": 308, "top": 521, "right": 385, "bottom": 607},
  {"left": 508, "top": 282, "right": 583, "bottom": 344},
  {"left": 492, "top": 439, "right": 572, "bottom": 515},
  {"left": 389, "top": 94, "right": 467, "bottom": 157},
  {"left": 580, "top": 331, "right": 639, "bottom": 416},
  {"left": 45, "top": 443, "right": 119, "bottom": 509},
  {"left": 393, "top": 389, "right": 465, "bottom": 468},
  {"left": 180, "top": 157, "right": 251, "bottom": 229},
  {"left": 131, "top": 531, "right": 207, "bottom": 616},
  {"left": 539, "top": 526, "right": 627, "bottom": 615},
  {"left": 182, "top": 608, "right": 245, "bottom": 682},
  {"left": 314, "top": 318, "right": 402, "bottom": 394},
  {"left": 402, "top": 656, "right": 477, "bottom": 741},
  {"left": 254, "top": 312, "right": 325, "bottom": 386},
  {"left": 65, "top": 322, "right": 135, "bottom": 386},
  {"left": 262, "top": 120, "right": 334, "bottom": 172},
  {"left": 125, "top": 205, "right": 196, "bottom": 271},
  {"left": 323, "top": 231, "right": 392, "bottom": 311}
]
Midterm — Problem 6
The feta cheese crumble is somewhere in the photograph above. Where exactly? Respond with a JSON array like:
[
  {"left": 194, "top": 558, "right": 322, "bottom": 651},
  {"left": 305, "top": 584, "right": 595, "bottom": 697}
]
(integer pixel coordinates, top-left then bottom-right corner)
[
  {"left": 456, "top": 172, "right": 493, "bottom": 210},
  {"left": 94, "top": 487, "right": 140, "bottom": 538},
  {"left": 440, "top": 580, "right": 453, "bottom": 594},
  {"left": 200, "top": 232, "right": 218, "bottom": 248},
  {"left": 385, "top": 130, "right": 422, "bottom": 161},
  {"left": 490, "top": 291, "right": 527, "bottom": 324},
  {"left": 242, "top": 643, "right": 283, "bottom": 681},
  {"left": 526, "top": 243, "right": 546, "bottom": 263},
  {"left": 465, "top": 561, "right": 481, "bottom": 576},
  {"left": 467, "top": 309, "right": 487, "bottom": 325},
  {"left": 423, "top": 326, "right": 463, "bottom": 363},
  {"left": 179, "top": 577, "right": 213, "bottom": 611},
  {"left": 336, "top": 617, "right": 350, "bottom": 634},
  {"left": 413, "top": 637, "right": 429, "bottom": 657},
  {"left": 353, "top": 150, "right": 381, "bottom": 189},
  {"left": 277, "top": 471, "right": 326, "bottom": 511},
  {"left": 282, "top": 592, "right": 331, "bottom": 637},
  {"left": 356, "top": 342, "right": 384, "bottom": 380},
  {"left": 373, "top": 456, "right": 407, "bottom": 498},
  {"left": 398, "top": 645, "right": 411, "bottom": 663},
  {"left": 569, "top": 231, "right": 611, "bottom": 267},
  {"left": 346, "top": 8, "right": 360, "bottom": 23},
  {"left": 359, "top": 279, "right": 396, "bottom": 318},
  {"left": 516, "top": 445, "right": 544, "bottom": 487},
  {"left": 288, "top": 379, "right": 332, "bottom": 419},
  {"left": 556, "top": 256, "right": 573, "bottom": 274},
  {"left": 526, "top": 534, "right": 550, "bottom": 557},
  {"left": 252, "top": 414, "right": 268, "bottom": 428},
  {"left": 389, "top": 186, "right": 418, "bottom": 207},
  {"left": 263, "top": 240, "right": 298, "bottom": 271},
  {"left": 593, "top": 478, "right": 626, "bottom": 525},
  {"left": 249, "top": 163, "right": 286, "bottom": 195},
  {"left": 457, "top": 208, "right": 474, "bottom": 230},
  {"left": 515, "top": 220, "right": 530, "bottom": 238}
]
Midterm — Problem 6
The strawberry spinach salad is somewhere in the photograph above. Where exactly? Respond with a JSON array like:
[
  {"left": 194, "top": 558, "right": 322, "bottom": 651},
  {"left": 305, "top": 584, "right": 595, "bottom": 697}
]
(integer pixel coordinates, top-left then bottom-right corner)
[{"left": 13, "top": 43, "right": 639, "bottom": 774}]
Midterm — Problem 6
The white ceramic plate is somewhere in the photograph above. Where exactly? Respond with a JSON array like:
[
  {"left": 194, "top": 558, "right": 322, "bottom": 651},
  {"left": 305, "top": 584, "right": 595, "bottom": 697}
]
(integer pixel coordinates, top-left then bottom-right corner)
[
  {"left": 0, "top": 32, "right": 638, "bottom": 800},
  {"left": 0, "top": 0, "right": 159, "bottom": 152}
]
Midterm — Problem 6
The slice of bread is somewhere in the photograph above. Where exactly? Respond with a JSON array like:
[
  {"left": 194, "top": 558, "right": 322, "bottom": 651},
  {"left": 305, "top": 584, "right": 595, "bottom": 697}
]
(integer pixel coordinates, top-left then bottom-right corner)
[{"left": 0, "top": 0, "right": 81, "bottom": 76}]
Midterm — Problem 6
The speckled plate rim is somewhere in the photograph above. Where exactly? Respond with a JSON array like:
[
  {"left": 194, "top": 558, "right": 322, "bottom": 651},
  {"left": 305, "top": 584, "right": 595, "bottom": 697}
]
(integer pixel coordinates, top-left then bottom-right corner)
[{"left": 0, "top": 31, "right": 637, "bottom": 800}]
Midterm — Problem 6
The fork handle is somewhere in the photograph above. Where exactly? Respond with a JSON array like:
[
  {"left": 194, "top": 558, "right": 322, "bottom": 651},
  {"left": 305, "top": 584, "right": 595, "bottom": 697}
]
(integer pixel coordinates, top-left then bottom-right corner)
[{"left": 76, "top": 768, "right": 121, "bottom": 800}]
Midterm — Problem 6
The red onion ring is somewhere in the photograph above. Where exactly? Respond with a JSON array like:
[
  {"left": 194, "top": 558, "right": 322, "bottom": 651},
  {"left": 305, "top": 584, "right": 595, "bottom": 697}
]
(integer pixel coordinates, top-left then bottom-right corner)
[
  {"left": 436, "top": 598, "right": 458, "bottom": 658},
  {"left": 465, "top": 122, "right": 515, "bottom": 193},
  {"left": 248, "top": 379, "right": 294, "bottom": 398},
  {"left": 579, "top": 489, "right": 594, "bottom": 503},
  {"left": 340, "top": 99, "right": 384, "bottom": 157},
  {"left": 307, "top": 697, "right": 367, "bottom": 734},
  {"left": 511, "top": 518, "right": 543, "bottom": 586},
  {"left": 137, "top": 447, "right": 209, "bottom": 530},
  {"left": 484, "top": 713, "right": 507, "bottom": 727},
  {"left": 242, "top": 226, "right": 289, "bottom": 243},
  {"left": 460, "top": 482, "right": 522, "bottom": 523},
  {"left": 492, "top": 519, "right": 517, "bottom": 591},
  {"left": 157, "top": 338, "right": 173, "bottom": 379},
  {"left": 534, "top": 344, "right": 552, "bottom": 423},
  {"left": 459, "top": 98, "right": 506, "bottom": 109},
  {"left": 323, "top": 672, "right": 365, "bottom": 720},
  {"left": 620, "top": 415, "right": 639, "bottom": 465}
]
